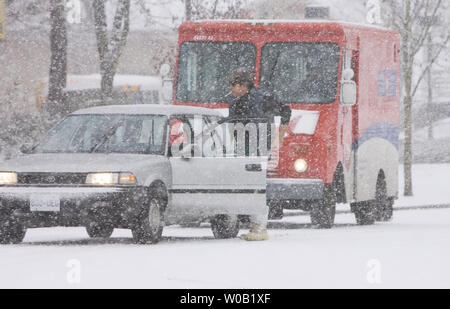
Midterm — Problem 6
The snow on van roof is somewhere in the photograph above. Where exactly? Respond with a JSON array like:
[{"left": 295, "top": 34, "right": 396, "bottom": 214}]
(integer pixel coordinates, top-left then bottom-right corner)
[
  {"left": 65, "top": 74, "right": 161, "bottom": 91},
  {"left": 72, "top": 104, "right": 224, "bottom": 117},
  {"left": 188, "top": 19, "right": 392, "bottom": 31}
]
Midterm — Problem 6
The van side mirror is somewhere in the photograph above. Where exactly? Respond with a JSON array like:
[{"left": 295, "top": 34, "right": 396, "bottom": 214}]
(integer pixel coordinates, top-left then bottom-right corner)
[
  {"left": 340, "top": 81, "right": 357, "bottom": 106},
  {"left": 340, "top": 68, "right": 356, "bottom": 106}
]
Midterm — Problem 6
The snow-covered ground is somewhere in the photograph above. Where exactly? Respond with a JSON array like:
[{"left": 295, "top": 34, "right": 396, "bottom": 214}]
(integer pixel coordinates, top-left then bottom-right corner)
[
  {"left": 396, "top": 164, "right": 450, "bottom": 207},
  {"left": 0, "top": 164, "right": 449, "bottom": 289},
  {"left": 1, "top": 208, "right": 449, "bottom": 289}
]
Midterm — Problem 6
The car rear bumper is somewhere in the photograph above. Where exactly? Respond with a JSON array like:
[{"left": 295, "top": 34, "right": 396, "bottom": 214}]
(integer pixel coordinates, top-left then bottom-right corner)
[
  {"left": 267, "top": 178, "right": 324, "bottom": 200},
  {"left": 0, "top": 186, "right": 147, "bottom": 228}
]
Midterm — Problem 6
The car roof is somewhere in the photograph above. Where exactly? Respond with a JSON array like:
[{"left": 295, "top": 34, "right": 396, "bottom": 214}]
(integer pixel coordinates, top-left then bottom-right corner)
[{"left": 71, "top": 104, "right": 224, "bottom": 117}]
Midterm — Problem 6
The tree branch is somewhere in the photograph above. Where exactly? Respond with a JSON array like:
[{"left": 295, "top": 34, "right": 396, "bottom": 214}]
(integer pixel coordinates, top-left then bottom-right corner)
[{"left": 411, "top": 33, "right": 450, "bottom": 97}]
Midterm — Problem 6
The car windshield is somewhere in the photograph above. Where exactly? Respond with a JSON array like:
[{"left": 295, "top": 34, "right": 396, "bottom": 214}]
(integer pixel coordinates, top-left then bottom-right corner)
[
  {"left": 176, "top": 41, "right": 256, "bottom": 103},
  {"left": 259, "top": 42, "right": 341, "bottom": 104},
  {"left": 36, "top": 114, "right": 167, "bottom": 154}
]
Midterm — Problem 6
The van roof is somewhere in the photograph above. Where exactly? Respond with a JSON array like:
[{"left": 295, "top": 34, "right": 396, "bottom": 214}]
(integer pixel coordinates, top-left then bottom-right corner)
[{"left": 180, "top": 19, "right": 395, "bottom": 34}]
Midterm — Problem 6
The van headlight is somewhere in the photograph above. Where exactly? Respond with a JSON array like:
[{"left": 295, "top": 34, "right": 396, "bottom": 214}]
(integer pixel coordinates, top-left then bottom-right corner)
[
  {"left": 0, "top": 172, "right": 18, "bottom": 185},
  {"left": 86, "top": 172, "right": 136, "bottom": 185},
  {"left": 294, "top": 159, "right": 308, "bottom": 173}
]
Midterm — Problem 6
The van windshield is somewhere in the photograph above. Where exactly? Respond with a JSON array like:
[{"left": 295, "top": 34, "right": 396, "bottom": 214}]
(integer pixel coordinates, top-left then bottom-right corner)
[
  {"left": 176, "top": 42, "right": 256, "bottom": 103},
  {"left": 259, "top": 42, "right": 341, "bottom": 104},
  {"left": 36, "top": 114, "right": 167, "bottom": 154}
]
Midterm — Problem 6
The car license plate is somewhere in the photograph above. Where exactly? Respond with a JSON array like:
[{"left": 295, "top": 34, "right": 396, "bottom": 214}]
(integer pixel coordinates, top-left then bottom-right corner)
[{"left": 30, "top": 194, "right": 60, "bottom": 212}]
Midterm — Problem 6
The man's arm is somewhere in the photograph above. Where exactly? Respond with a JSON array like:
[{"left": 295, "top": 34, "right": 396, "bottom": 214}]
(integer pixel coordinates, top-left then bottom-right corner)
[
  {"left": 278, "top": 124, "right": 288, "bottom": 145},
  {"left": 262, "top": 92, "right": 291, "bottom": 145},
  {"left": 278, "top": 102, "right": 291, "bottom": 145}
]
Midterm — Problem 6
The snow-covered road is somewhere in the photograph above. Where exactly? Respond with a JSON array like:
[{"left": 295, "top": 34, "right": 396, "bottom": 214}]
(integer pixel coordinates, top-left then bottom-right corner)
[{"left": 1, "top": 206, "right": 450, "bottom": 289}]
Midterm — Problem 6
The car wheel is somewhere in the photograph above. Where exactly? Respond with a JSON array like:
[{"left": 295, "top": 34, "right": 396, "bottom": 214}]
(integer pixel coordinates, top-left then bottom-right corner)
[
  {"left": 310, "top": 185, "right": 336, "bottom": 229},
  {"left": 0, "top": 218, "right": 26, "bottom": 244},
  {"left": 211, "top": 215, "right": 239, "bottom": 239},
  {"left": 85, "top": 221, "right": 114, "bottom": 238},
  {"left": 132, "top": 195, "right": 165, "bottom": 244},
  {"left": 268, "top": 200, "right": 283, "bottom": 220}
]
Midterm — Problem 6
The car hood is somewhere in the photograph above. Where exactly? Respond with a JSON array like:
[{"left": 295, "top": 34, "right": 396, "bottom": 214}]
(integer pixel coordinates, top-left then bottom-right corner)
[{"left": 0, "top": 153, "right": 167, "bottom": 173}]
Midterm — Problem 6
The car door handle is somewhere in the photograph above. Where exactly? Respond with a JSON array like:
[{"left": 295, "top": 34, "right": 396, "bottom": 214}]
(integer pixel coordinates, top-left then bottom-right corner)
[{"left": 245, "top": 164, "right": 262, "bottom": 172}]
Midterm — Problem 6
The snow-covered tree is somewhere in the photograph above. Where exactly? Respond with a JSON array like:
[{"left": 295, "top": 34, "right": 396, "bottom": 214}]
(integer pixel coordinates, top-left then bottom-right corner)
[
  {"left": 184, "top": 0, "right": 250, "bottom": 20},
  {"left": 48, "top": 0, "right": 67, "bottom": 116},
  {"left": 93, "top": 0, "right": 131, "bottom": 101},
  {"left": 383, "top": 0, "right": 450, "bottom": 196}
]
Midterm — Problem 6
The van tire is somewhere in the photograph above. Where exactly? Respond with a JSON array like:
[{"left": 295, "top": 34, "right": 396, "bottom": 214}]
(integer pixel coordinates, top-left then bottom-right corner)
[
  {"left": 374, "top": 175, "right": 394, "bottom": 222},
  {"left": 211, "top": 215, "right": 239, "bottom": 239},
  {"left": 310, "top": 184, "right": 336, "bottom": 229},
  {"left": 354, "top": 201, "right": 376, "bottom": 225},
  {"left": 268, "top": 200, "right": 283, "bottom": 220},
  {"left": 86, "top": 221, "right": 114, "bottom": 238}
]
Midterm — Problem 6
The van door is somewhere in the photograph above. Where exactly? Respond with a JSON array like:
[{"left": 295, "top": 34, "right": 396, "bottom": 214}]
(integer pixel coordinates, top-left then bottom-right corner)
[
  {"left": 341, "top": 47, "right": 359, "bottom": 202},
  {"left": 167, "top": 115, "right": 267, "bottom": 222}
]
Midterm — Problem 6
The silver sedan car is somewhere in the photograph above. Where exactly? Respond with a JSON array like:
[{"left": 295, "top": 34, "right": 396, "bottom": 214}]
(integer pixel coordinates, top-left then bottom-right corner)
[{"left": 0, "top": 105, "right": 267, "bottom": 244}]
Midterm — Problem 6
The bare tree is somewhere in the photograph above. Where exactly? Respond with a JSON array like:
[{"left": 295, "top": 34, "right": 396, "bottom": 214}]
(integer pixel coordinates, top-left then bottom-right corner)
[
  {"left": 48, "top": 0, "right": 67, "bottom": 116},
  {"left": 384, "top": 0, "right": 450, "bottom": 196},
  {"left": 185, "top": 0, "right": 192, "bottom": 21},
  {"left": 93, "top": 0, "right": 131, "bottom": 101},
  {"left": 188, "top": 0, "right": 250, "bottom": 20}
]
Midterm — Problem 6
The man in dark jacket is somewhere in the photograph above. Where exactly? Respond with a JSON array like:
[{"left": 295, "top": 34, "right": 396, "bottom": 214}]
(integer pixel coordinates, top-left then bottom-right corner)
[
  {"left": 227, "top": 68, "right": 291, "bottom": 241},
  {"left": 228, "top": 69, "right": 291, "bottom": 147}
]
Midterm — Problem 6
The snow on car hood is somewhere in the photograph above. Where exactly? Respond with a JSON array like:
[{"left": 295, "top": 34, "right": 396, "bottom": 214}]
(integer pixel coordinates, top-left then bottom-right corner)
[{"left": 0, "top": 153, "right": 167, "bottom": 173}]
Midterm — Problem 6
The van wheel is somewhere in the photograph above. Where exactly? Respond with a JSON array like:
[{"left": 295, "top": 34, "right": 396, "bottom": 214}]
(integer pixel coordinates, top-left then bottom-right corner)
[
  {"left": 374, "top": 176, "right": 393, "bottom": 222},
  {"left": 310, "top": 185, "right": 336, "bottom": 229},
  {"left": 132, "top": 195, "right": 165, "bottom": 244},
  {"left": 0, "top": 218, "right": 26, "bottom": 244},
  {"left": 86, "top": 221, "right": 114, "bottom": 238},
  {"left": 211, "top": 215, "right": 239, "bottom": 239},
  {"left": 268, "top": 200, "right": 283, "bottom": 220},
  {"left": 354, "top": 201, "right": 376, "bottom": 225}
]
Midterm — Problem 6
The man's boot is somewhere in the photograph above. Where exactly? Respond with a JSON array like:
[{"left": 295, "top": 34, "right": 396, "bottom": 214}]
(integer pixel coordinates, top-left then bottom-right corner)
[{"left": 240, "top": 223, "right": 268, "bottom": 241}]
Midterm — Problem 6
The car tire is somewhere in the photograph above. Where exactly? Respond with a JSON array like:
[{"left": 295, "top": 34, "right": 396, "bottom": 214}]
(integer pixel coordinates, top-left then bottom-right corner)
[
  {"left": 85, "top": 221, "right": 114, "bottom": 238},
  {"left": 374, "top": 176, "right": 394, "bottom": 222},
  {"left": 0, "top": 218, "right": 26, "bottom": 244},
  {"left": 132, "top": 195, "right": 165, "bottom": 244},
  {"left": 211, "top": 215, "right": 239, "bottom": 239},
  {"left": 268, "top": 200, "right": 283, "bottom": 220},
  {"left": 310, "top": 185, "right": 336, "bottom": 229}
]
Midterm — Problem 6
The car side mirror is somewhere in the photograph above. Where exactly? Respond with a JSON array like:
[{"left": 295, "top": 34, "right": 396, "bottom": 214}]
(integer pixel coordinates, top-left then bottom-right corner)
[
  {"left": 169, "top": 119, "right": 186, "bottom": 146},
  {"left": 20, "top": 143, "right": 35, "bottom": 154}
]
